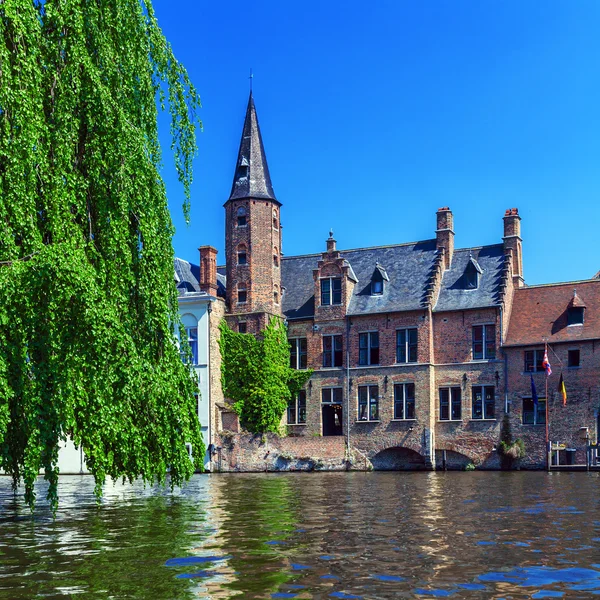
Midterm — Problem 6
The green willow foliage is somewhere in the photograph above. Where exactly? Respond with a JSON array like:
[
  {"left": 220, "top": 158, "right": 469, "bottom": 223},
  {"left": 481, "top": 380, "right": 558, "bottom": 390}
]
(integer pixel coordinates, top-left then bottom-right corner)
[
  {"left": 0, "top": 0, "right": 204, "bottom": 509},
  {"left": 219, "top": 319, "right": 312, "bottom": 435}
]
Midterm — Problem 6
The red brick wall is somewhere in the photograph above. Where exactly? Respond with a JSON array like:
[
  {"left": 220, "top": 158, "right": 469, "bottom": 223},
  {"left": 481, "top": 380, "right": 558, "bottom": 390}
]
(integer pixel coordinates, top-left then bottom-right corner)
[{"left": 225, "top": 198, "right": 282, "bottom": 315}]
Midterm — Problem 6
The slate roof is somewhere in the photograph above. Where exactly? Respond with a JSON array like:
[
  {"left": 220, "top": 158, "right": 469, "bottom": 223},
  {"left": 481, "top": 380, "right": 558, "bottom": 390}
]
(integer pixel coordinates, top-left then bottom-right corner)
[
  {"left": 504, "top": 279, "right": 600, "bottom": 346},
  {"left": 174, "top": 258, "right": 225, "bottom": 298},
  {"left": 434, "top": 245, "right": 505, "bottom": 312},
  {"left": 227, "top": 92, "right": 277, "bottom": 203},
  {"left": 209, "top": 242, "right": 506, "bottom": 320}
]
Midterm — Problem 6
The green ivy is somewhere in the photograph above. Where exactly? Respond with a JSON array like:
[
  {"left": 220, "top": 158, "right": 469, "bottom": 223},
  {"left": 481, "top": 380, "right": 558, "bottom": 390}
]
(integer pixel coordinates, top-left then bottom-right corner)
[
  {"left": 219, "top": 319, "right": 312, "bottom": 435},
  {"left": 0, "top": 0, "right": 204, "bottom": 511}
]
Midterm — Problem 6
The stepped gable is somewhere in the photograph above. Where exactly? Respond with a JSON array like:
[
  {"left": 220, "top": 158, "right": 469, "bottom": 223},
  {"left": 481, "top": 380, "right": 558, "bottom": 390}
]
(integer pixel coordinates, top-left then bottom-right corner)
[
  {"left": 504, "top": 279, "right": 600, "bottom": 346},
  {"left": 281, "top": 239, "right": 439, "bottom": 320},
  {"left": 434, "top": 245, "right": 506, "bottom": 312}
]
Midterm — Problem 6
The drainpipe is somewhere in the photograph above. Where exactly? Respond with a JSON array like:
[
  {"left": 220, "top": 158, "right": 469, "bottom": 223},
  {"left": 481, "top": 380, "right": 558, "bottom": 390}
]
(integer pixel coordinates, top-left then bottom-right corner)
[
  {"left": 500, "top": 305, "right": 509, "bottom": 414},
  {"left": 346, "top": 317, "right": 351, "bottom": 457},
  {"left": 206, "top": 299, "right": 213, "bottom": 471}
]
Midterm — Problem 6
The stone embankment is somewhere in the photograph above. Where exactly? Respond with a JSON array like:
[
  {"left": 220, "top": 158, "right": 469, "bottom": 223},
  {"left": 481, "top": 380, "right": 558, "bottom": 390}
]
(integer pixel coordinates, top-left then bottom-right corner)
[{"left": 212, "top": 433, "right": 373, "bottom": 472}]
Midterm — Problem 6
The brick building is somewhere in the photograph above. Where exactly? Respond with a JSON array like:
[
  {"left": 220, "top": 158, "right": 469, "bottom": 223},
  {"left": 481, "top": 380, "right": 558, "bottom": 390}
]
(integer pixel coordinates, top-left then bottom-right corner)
[{"left": 177, "top": 93, "right": 600, "bottom": 470}]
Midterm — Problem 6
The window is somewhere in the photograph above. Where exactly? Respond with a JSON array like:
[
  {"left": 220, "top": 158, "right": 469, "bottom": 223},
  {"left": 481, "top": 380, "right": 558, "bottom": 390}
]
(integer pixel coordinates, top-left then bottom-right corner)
[
  {"left": 359, "top": 332, "right": 379, "bottom": 365},
  {"left": 274, "top": 291, "right": 279, "bottom": 304},
  {"left": 273, "top": 255, "right": 279, "bottom": 267},
  {"left": 394, "top": 383, "right": 415, "bottom": 420},
  {"left": 237, "top": 251, "right": 247, "bottom": 265},
  {"left": 358, "top": 385, "right": 379, "bottom": 421},
  {"left": 273, "top": 210, "right": 279, "bottom": 230},
  {"left": 522, "top": 397, "right": 546, "bottom": 425},
  {"left": 182, "top": 327, "right": 198, "bottom": 365},
  {"left": 321, "top": 278, "right": 342, "bottom": 306},
  {"left": 238, "top": 322, "right": 247, "bottom": 334},
  {"left": 371, "top": 279, "right": 383, "bottom": 295},
  {"left": 287, "top": 390, "right": 306, "bottom": 425},
  {"left": 290, "top": 338, "right": 308, "bottom": 369},
  {"left": 568, "top": 349, "right": 580, "bottom": 368},
  {"left": 236, "top": 207, "right": 247, "bottom": 227},
  {"left": 472, "top": 386, "right": 495, "bottom": 420},
  {"left": 472, "top": 325, "right": 496, "bottom": 360},
  {"left": 439, "top": 387, "right": 461, "bottom": 421},
  {"left": 396, "top": 328, "right": 418, "bottom": 363},
  {"left": 237, "top": 288, "right": 247, "bottom": 303},
  {"left": 322, "top": 387, "right": 343, "bottom": 404},
  {"left": 524, "top": 350, "right": 544, "bottom": 372},
  {"left": 567, "top": 307, "right": 584, "bottom": 326},
  {"left": 323, "top": 335, "right": 343, "bottom": 368}
]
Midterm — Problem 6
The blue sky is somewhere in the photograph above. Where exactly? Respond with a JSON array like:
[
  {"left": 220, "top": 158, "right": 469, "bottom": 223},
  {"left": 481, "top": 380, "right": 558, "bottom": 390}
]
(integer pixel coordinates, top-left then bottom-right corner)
[{"left": 152, "top": 0, "right": 600, "bottom": 285}]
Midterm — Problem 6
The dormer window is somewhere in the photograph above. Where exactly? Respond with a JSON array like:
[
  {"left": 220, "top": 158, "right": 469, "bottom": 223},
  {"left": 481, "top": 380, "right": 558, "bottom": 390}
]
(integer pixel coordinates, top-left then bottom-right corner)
[
  {"left": 464, "top": 256, "right": 483, "bottom": 289},
  {"left": 370, "top": 264, "right": 389, "bottom": 296},
  {"left": 321, "top": 278, "right": 342, "bottom": 306},
  {"left": 567, "top": 290, "right": 586, "bottom": 326},
  {"left": 371, "top": 280, "right": 383, "bottom": 295},
  {"left": 567, "top": 307, "right": 584, "bottom": 326},
  {"left": 236, "top": 207, "right": 247, "bottom": 227}
]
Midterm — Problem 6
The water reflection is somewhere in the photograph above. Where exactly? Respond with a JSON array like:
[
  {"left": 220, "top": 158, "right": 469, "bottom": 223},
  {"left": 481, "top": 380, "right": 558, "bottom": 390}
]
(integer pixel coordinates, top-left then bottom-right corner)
[{"left": 1, "top": 472, "right": 600, "bottom": 598}]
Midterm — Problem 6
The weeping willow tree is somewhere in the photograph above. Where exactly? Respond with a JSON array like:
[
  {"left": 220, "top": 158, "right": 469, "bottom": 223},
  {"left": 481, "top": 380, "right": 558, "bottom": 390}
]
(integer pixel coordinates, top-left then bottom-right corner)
[{"left": 0, "top": 0, "right": 204, "bottom": 510}]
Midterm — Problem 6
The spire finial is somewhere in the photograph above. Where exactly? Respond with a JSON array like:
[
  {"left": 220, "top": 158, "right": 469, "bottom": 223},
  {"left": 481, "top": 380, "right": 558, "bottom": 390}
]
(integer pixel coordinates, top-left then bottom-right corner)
[
  {"left": 329, "top": 228, "right": 334, "bottom": 239},
  {"left": 249, "top": 68, "right": 253, "bottom": 93}
]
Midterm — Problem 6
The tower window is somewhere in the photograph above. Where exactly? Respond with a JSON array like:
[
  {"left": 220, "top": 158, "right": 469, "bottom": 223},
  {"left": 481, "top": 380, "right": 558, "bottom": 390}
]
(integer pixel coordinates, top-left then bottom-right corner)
[
  {"left": 238, "top": 322, "right": 247, "bottom": 334},
  {"left": 274, "top": 291, "right": 279, "bottom": 304},
  {"left": 236, "top": 207, "right": 247, "bottom": 227},
  {"left": 237, "top": 251, "right": 247, "bottom": 265},
  {"left": 238, "top": 288, "right": 247, "bottom": 303},
  {"left": 273, "top": 254, "right": 279, "bottom": 267}
]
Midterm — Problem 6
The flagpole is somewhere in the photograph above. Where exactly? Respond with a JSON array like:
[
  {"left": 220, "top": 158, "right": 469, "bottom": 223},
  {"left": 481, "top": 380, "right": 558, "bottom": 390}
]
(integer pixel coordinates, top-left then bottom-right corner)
[{"left": 544, "top": 340, "right": 550, "bottom": 470}]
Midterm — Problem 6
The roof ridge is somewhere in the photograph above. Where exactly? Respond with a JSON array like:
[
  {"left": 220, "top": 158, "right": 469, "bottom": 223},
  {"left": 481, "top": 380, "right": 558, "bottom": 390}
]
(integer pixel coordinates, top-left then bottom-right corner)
[
  {"left": 281, "top": 239, "right": 438, "bottom": 260},
  {"left": 518, "top": 278, "right": 600, "bottom": 290}
]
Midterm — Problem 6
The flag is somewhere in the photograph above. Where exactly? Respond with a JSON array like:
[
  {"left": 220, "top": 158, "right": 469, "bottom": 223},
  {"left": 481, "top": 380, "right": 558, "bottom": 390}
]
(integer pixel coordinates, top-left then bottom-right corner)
[
  {"left": 558, "top": 373, "right": 567, "bottom": 406},
  {"left": 531, "top": 374, "right": 538, "bottom": 407},
  {"left": 542, "top": 350, "right": 552, "bottom": 376}
]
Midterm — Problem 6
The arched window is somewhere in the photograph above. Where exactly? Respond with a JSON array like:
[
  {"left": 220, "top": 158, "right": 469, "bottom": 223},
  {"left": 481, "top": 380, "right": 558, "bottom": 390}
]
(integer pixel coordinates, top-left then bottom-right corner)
[
  {"left": 237, "top": 206, "right": 247, "bottom": 227},
  {"left": 273, "top": 247, "right": 279, "bottom": 267},
  {"left": 273, "top": 209, "right": 279, "bottom": 229}
]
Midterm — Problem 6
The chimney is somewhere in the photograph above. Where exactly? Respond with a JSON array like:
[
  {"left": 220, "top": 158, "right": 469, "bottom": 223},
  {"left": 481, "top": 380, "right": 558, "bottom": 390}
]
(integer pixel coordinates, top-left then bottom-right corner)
[
  {"left": 326, "top": 229, "right": 336, "bottom": 253},
  {"left": 436, "top": 207, "right": 454, "bottom": 270},
  {"left": 199, "top": 246, "right": 218, "bottom": 295},
  {"left": 502, "top": 208, "right": 524, "bottom": 287}
]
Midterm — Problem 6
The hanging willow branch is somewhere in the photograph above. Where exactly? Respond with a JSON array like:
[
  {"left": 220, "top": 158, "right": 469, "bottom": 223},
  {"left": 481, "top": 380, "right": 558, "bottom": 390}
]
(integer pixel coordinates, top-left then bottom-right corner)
[{"left": 0, "top": 0, "right": 204, "bottom": 511}]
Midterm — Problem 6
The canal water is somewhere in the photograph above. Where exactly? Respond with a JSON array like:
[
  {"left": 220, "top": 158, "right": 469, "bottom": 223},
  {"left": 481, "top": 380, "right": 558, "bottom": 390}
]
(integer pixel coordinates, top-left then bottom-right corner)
[{"left": 1, "top": 472, "right": 600, "bottom": 599}]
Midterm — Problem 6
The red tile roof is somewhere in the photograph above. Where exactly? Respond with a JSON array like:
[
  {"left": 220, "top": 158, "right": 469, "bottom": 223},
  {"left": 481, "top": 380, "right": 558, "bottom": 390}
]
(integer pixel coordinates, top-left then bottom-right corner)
[{"left": 504, "top": 279, "right": 600, "bottom": 346}]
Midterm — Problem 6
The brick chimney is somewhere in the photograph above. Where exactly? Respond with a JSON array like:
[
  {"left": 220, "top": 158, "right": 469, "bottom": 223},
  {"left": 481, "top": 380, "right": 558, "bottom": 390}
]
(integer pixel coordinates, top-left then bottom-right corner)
[
  {"left": 199, "top": 245, "right": 218, "bottom": 295},
  {"left": 502, "top": 208, "right": 524, "bottom": 287},
  {"left": 326, "top": 229, "right": 337, "bottom": 253},
  {"left": 436, "top": 207, "right": 454, "bottom": 270}
]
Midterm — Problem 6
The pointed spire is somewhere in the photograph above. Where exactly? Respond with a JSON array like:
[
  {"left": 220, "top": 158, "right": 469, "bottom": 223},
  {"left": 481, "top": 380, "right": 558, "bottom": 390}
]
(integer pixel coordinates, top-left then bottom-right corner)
[{"left": 228, "top": 92, "right": 278, "bottom": 204}]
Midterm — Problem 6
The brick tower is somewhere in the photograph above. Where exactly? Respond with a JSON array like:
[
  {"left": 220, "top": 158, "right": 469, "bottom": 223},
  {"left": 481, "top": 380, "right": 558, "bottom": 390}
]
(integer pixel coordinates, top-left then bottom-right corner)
[{"left": 224, "top": 92, "right": 282, "bottom": 333}]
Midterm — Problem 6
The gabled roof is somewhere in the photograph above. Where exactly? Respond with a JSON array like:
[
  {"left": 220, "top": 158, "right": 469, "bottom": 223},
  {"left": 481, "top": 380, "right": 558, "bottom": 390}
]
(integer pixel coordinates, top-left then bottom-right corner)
[
  {"left": 227, "top": 92, "right": 278, "bottom": 203},
  {"left": 434, "top": 245, "right": 505, "bottom": 312},
  {"left": 280, "top": 240, "right": 439, "bottom": 319},
  {"left": 504, "top": 279, "right": 600, "bottom": 346}
]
